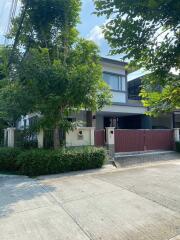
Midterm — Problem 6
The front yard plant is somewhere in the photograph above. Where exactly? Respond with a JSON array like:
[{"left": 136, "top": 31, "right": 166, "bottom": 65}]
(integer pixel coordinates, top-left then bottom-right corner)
[
  {"left": 0, "top": 148, "right": 21, "bottom": 172},
  {"left": 0, "top": 147, "right": 106, "bottom": 177}
]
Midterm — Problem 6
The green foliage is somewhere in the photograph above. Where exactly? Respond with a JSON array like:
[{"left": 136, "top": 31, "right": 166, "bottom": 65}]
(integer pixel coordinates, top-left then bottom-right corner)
[
  {"left": 0, "top": 82, "right": 34, "bottom": 126},
  {"left": 0, "top": 46, "right": 11, "bottom": 80},
  {"left": 15, "top": 0, "right": 81, "bottom": 49},
  {"left": 175, "top": 142, "right": 180, "bottom": 153},
  {"left": 0, "top": 46, "right": 36, "bottom": 127},
  {"left": 94, "top": 0, "right": 180, "bottom": 115},
  {"left": 0, "top": 148, "right": 21, "bottom": 172},
  {"left": 0, "top": 127, "right": 4, "bottom": 146},
  {"left": 17, "top": 147, "right": 106, "bottom": 176},
  {"left": 17, "top": 44, "right": 110, "bottom": 131},
  {"left": 0, "top": 47, "right": 19, "bottom": 127},
  {"left": 140, "top": 74, "right": 180, "bottom": 116},
  {"left": 1, "top": 0, "right": 111, "bottom": 148},
  {"left": 0, "top": 146, "right": 106, "bottom": 176}
]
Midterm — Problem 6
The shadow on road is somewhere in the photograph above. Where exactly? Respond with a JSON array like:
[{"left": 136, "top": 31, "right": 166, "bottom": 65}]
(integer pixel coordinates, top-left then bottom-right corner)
[{"left": 0, "top": 174, "right": 56, "bottom": 218}]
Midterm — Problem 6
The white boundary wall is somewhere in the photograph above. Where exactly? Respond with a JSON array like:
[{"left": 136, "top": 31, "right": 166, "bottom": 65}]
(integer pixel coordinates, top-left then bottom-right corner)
[{"left": 66, "top": 127, "right": 95, "bottom": 147}]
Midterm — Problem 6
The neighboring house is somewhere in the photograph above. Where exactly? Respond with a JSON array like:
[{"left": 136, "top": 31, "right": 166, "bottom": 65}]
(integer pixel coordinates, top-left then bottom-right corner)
[
  {"left": 17, "top": 57, "right": 180, "bottom": 130},
  {"left": 17, "top": 113, "right": 39, "bottom": 130}
]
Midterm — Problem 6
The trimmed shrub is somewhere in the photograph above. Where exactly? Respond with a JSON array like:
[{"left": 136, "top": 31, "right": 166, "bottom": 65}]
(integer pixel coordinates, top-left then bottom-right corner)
[
  {"left": 176, "top": 142, "right": 180, "bottom": 153},
  {"left": 17, "top": 147, "right": 106, "bottom": 176},
  {"left": 0, "top": 148, "right": 21, "bottom": 172}
]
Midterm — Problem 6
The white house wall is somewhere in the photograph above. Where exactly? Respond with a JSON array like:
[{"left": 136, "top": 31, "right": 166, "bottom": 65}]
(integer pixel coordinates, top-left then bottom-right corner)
[
  {"left": 102, "top": 105, "right": 147, "bottom": 115},
  {"left": 112, "top": 91, "right": 126, "bottom": 103}
]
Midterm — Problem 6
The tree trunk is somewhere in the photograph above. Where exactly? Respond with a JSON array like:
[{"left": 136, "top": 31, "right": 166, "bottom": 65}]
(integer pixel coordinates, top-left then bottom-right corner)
[{"left": 53, "top": 127, "right": 60, "bottom": 149}]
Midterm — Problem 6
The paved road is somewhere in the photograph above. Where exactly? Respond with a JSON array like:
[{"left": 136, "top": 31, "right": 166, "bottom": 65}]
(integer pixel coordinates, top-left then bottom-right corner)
[{"left": 1, "top": 160, "right": 180, "bottom": 240}]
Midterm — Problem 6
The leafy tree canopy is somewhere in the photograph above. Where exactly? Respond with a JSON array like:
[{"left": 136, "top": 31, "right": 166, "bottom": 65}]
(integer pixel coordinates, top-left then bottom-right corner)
[
  {"left": 94, "top": 0, "right": 180, "bottom": 115},
  {"left": 0, "top": 0, "right": 111, "bottom": 148}
]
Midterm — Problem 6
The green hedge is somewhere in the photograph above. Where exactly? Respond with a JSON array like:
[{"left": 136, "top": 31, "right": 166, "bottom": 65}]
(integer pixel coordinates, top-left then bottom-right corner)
[
  {"left": 0, "top": 148, "right": 21, "bottom": 172},
  {"left": 17, "top": 147, "right": 106, "bottom": 176},
  {"left": 176, "top": 142, "right": 180, "bottom": 153}
]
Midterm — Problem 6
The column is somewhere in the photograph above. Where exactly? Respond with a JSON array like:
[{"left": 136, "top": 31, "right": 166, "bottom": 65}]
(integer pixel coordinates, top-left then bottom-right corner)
[
  {"left": 37, "top": 129, "right": 44, "bottom": 148},
  {"left": 106, "top": 127, "right": 115, "bottom": 157},
  {"left": 174, "top": 128, "right": 180, "bottom": 142},
  {"left": 90, "top": 127, "right": 95, "bottom": 146},
  {"left": 7, "top": 128, "right": 16, "bottom": 147}
]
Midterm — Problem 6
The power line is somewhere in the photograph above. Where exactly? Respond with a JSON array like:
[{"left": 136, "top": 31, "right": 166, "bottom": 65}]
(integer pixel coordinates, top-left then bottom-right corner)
[
  {"left": 12, "top": 0, "right": 18, "bottom": 20},
  {"left": 4, "top": 0, "right": 19, "bottom": 45},
  {"left": 5, "top": 0, "right": 15, "bottom": 45},
  {"left": 0, "top": 0, "right": 7, "bottom": 29},
  {"left": 6, "top": 0, "right": 15, "bottom": 35},
  {"left": 8, "top": 0, "right": 28, "bottom": 66}
]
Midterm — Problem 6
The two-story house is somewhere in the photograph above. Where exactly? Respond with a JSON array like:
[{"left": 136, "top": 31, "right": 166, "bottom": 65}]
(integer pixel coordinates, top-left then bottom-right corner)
[
  {"left": 95, "top": 57, "right": 150, "bottom": 129},
  {"left": 17, "top": 57, "right": 179, "bottom": 130}
]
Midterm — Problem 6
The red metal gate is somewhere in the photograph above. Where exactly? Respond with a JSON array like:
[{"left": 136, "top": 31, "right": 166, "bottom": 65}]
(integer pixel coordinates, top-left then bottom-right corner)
[
  {"left": 115, "top": 129, "right": 174, "bottom": 153},
  {"left": 144, "top": 130, "right": 174, "bottom": 151},
  {"left": 95, "top": 130, "right": 105, "bottom": 147}
]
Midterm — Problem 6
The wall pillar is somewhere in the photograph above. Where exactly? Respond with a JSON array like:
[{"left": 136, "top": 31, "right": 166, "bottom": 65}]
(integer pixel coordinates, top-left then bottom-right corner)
[
  {"left": 174, "top": 128, "right": 180, "bottom": 142},
  {"left": 37, "top": 129, "right": 44, "bottom": 148},
  {"left": 7, "top": 128, "right": 16, "bottom": 148},
  {"left": 106, "top": 127, "right": 115, "bottom": 158},
  {"left": 90, "top": 127, "right": 95, "bottom": 146}
]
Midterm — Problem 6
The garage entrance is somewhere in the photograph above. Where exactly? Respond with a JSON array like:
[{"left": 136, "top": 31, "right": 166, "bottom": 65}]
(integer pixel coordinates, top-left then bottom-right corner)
[{"left": 115, "top": 129, "right": 174, "bottom": 152}]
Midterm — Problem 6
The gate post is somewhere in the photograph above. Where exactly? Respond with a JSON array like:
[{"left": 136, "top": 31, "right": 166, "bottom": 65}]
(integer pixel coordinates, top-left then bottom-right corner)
[
  {"left": 106, "top": 127, "right": 115, "bottom": 158},
  {"left": 7, "top": 128, "right": 16, "bottom": 148},
  {"left": 37, "top": 129, "right": 44, "bottom": 148},
  {"left": 174, "top": 128, "right": 180, "bottom": 142},
  {"left": 90, "top": 127, "right": 95, "bottom": 146}
]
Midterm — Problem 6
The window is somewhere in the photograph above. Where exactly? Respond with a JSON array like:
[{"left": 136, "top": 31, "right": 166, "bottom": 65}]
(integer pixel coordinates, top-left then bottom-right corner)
[
  {"left": 103, "top": 72, "right": 126, "bottom": 91},
  {"left": 128, "top": 79, "right": 141, "bottom": 100}
]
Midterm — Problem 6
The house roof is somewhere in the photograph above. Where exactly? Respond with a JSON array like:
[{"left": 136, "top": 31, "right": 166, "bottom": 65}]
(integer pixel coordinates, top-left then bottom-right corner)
[
  {"left": 101, "top": 57, "right": 128, "bottom": 67},
  {"left": 127, "top": 69, "right": 150, "bottom": 82}
]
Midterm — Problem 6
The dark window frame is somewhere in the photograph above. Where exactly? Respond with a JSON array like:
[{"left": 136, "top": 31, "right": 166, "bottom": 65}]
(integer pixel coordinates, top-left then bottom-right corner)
[{"left": 103, "top": 71, "right": 126, "bottom": 92}]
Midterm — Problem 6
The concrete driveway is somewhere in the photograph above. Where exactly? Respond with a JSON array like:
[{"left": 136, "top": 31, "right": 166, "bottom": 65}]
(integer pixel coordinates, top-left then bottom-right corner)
[{"left": 1, "top": 160, "right": 180, "bottom": 240}]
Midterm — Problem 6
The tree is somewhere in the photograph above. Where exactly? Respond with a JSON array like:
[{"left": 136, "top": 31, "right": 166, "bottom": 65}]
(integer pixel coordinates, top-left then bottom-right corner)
[
  {"left": 140, "top": 73, "right": 180, "bottom": 116},
  {"left": 2, "top": 0, "right": 111, "bottom": 148},
  {"left": 0, "top": 46, "right": 19, "bottom": 126},
  {"left": 94, "top": 0, "right": 180, "bottom": 115}
]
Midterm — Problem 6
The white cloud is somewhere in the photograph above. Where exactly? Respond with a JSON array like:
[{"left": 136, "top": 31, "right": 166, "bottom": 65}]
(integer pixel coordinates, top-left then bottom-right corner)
[{"left": 87, "top": 25, "right": 104, "bottom": 45}]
